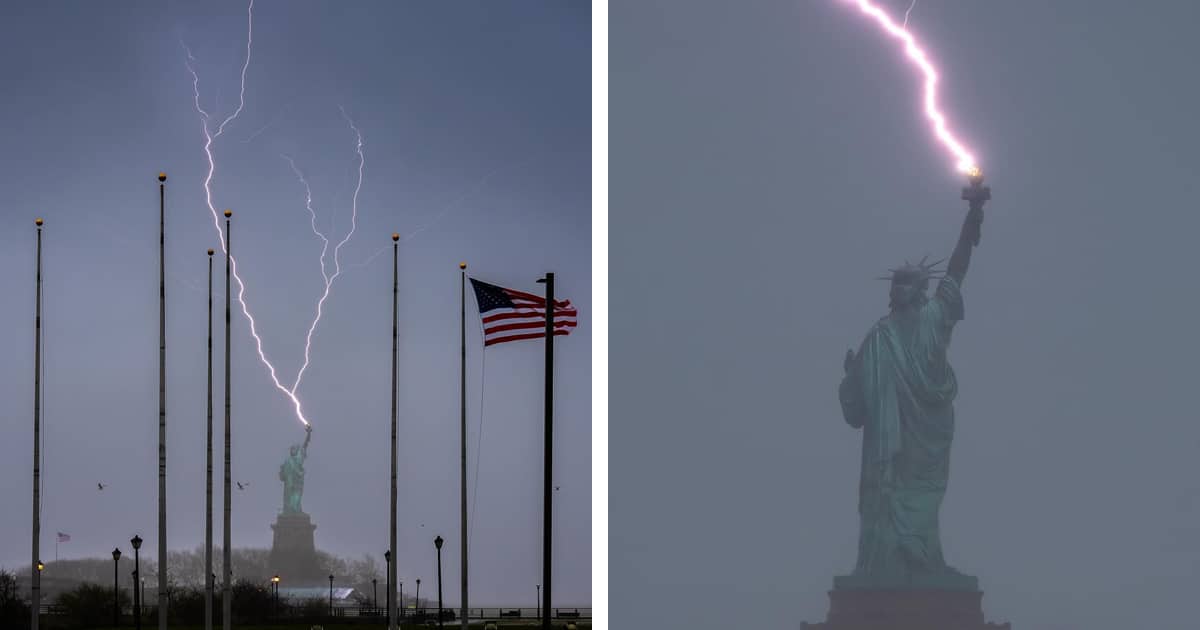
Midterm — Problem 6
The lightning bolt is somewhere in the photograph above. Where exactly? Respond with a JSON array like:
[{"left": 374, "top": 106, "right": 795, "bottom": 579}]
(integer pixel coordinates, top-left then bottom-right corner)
[
  {"left": 902, "top": 0, "right": 917, "bottom": 28},
  {"left": 183, "top": 0, "right": 367, "bottom": 428},
  {"left": 287, "top": 107, "right": 365, "bottom": 396},
  {"left": 837, "top": 0, "right": 979, "bottom": 174}
]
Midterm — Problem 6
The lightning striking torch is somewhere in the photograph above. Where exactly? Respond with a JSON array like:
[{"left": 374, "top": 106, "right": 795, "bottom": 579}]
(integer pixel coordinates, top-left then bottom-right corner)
[
  {"left": 962, "top": 166, "right": 991, "bottom": 244},
  {"left": 835, "top": 0, "right": 992, "bottom": 222}
]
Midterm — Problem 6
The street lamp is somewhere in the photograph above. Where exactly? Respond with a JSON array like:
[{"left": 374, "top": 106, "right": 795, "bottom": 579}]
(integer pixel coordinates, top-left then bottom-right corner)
[
  {"left": 536, "top": 584, "right": 540, "bottom": 613},
  {"left": 130, "top": 535, "right": 142, "bottom": 630},
  {"left": 271, "top": 575, "right": 280, "bottom": 623},
  {"left": 398, "top": 580, "right": 404, "bottom": 618},
  {"left": 372, "top": 578, "right": 377, "bottom": 613},
  {"left": 112, "top": 548, "right": 121, "bottom": 627},
  {"left": 384, "top": 550, "right": 391, "bottom": 623},
  {"left": 434, "top": 536, "right": 444, "bottom": 629},
  {"left": 34, "top": 556, "right": 43, "bottom": 630},
  {"left": 415, "top": 579, "right": 420, "bottom": 616},
  {"left": 328, "top": 574, "right": 335, "bottom": 618}
]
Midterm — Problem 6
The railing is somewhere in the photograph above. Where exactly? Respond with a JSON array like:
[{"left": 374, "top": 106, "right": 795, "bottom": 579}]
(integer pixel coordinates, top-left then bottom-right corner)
[
  {"left": 350, "top": 606, "right": 592, "bottom": 620},
  {"left": 38, "top": 602, "right": 592, "bottom": 621}
]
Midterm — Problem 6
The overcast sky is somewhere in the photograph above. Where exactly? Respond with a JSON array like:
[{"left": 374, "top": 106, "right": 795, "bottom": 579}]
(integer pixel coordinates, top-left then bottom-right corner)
[
  {"left": 612, "top": 1, "right": 1200, "bottom": 628},
  {"left": 0, "top": 0, "right": 590, "bottom": 607}
]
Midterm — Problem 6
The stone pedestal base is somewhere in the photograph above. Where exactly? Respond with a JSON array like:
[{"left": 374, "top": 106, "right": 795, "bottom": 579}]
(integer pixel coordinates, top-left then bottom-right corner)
[
  {"left": 801, "top": 588, "right": 1011, "bottom": 630},
  {"left": 269, "top": 512, "right": 323, "bottom": 583}
]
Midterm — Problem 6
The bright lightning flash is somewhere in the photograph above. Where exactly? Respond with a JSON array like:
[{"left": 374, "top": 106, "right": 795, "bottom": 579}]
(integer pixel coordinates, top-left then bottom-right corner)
[
  {"left": 838, "top": 0, "right": 979, "bottom": 175},
  {"left": 183, "top": 0, "right": 366, "bottom": 428},
  {"left": 285, "top": 107, "right": 366, "bottom": 395}
]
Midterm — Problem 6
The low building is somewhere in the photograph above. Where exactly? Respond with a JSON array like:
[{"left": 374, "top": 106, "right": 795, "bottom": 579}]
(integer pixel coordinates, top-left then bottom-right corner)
[{"left": 278, "top": 586, "right": 362, "bottom": 607}]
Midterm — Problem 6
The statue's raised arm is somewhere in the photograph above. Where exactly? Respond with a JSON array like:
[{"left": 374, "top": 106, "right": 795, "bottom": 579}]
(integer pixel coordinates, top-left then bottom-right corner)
[
  {"left": 301, "top": 424, "right": 312, "bottom": 459},
  {"left": 946, "top": 169, "right": 991, "bottom": 286}
]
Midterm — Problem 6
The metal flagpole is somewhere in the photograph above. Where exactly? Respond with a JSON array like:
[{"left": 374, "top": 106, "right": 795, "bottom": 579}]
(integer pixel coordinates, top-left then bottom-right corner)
[
  {"left": 389, "top": 233, "right": 399, "bottom": 630},
  {"left": 31, "top": 217, "right": 43, "bottom": 630},
  {"left": 459, "top": 262, "right": 469, "bottom": 630},
  {"left": 535, "top": 272, "right": 555, "bottom": 630},
  {"left": 205, "top": 248, "right": 214, "bottom": 630},
  {"left": 157, "top": 172, "right": 168, "bottom": 630},
  {"left": 222, "top": 210, "right": 233, "bottom": 630}
]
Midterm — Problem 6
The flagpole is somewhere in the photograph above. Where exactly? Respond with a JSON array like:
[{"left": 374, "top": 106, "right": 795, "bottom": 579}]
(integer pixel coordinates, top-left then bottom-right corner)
[
  {"left": 157, "top": 171, "right": 168, "bottom": 630},
  {"left": 222, "top": 210, "right": 232, "bottom": 630},
  {"left": 459, "top": 262, "right": 469, "bottom": 630},
  {"left": 535, "top": 272, "right": 555, "bottom": 630},
  {"left": 31, "top": 217, "right": 43, "bottom": 630},
  {"left": 205, "top": 248, "right": 214, "bottom": 630},
  {"left": 389, "top": 233, "right": 399, "bottom": 630}
]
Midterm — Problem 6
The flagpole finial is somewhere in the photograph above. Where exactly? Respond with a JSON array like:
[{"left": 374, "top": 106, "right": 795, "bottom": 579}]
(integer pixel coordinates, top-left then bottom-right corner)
[
  {"left": 459, "top": 262, "right": 466, "bottom": 270},
  {"left": 158, "top": 172, "right": 167, "bottom": 182},
  {"left": 35, "top": 217, "right": 43, "bottom": 226},
  {"left": 208, "top": 249, "right": 214, "bottom": 256},
  {"left": 392, "top": 233, "right": 399, "bottom": 242},
  {"left": 224, "top": 209, "right": 232, "bottom": 218}
]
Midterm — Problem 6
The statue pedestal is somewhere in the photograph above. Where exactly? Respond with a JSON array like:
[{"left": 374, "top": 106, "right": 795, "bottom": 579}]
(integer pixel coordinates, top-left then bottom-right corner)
[
  {"left": 801, "top": 587, "right": 1011, "bottom": 630},
  {"left": 269, "top": 512, "right": 322, "bottom": 583}
]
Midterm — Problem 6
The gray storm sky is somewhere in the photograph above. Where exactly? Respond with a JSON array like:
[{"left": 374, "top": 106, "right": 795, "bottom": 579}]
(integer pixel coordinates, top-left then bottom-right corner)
[
  {"left": 0, "top": 1, "right": 590, "bottom": 606},
  {"left": 612, "top": 1, "right": 1200, "bottom": 628}
]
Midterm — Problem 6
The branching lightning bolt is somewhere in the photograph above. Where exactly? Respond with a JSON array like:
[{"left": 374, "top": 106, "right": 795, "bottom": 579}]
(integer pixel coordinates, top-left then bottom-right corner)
[
  {"left": 183, "top": 0, "right": 368, "bottom": 428},
  {"left": 286, "top": 107, "right": 365, "bottom": 395},
  {"left": 902, "top": 0, "right": 917, "bottom": 28},
  {"left": 838, "top": 0, "right": 979, "bottom": 174}
]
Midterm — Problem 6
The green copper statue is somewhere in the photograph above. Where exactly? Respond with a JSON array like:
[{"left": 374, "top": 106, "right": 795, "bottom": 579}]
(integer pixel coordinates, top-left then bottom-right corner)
[
  {"left": 280, "top": 425, "right": 313, "bottom": 515},
  {"left": 836, "top": 175, "right": 990, "bottom": 590}
]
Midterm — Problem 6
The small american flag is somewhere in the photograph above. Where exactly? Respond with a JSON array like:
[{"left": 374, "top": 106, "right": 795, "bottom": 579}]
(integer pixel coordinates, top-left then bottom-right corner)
[
  {"left": 469, "top": 278, "right": 578, "bottom": 346},
  {"left": 56, "top": 532, "right": 70, "bottom": 543}
]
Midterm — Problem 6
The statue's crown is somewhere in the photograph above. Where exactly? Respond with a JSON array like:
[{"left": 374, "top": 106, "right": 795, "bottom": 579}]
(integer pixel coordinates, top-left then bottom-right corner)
[{"left": 879, "top": 255, "right": 945, "bottom": 286}]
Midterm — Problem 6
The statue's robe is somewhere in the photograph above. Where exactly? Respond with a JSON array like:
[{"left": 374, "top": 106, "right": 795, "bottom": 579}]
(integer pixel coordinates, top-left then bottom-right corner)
[
  {"left": 838, "top": 276, "right": 964, "bottom": 577},
  {"left": 280, "top": 454, "right": 305, "bottom": 514}
]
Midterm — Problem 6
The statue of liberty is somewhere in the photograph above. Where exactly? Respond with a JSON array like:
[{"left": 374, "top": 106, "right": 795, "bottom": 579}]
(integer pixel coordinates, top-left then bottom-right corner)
[
  {"left": 280, "top": 425, "right": 313, "bottom": 515},
  {"left": 836, "top": 174, "right": 990, "bottom": 590}
]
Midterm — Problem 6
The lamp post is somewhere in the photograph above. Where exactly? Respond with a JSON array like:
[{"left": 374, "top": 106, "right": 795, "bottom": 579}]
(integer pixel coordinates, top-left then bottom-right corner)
[
  {"left": 415, "top": 579, "right": 420, "bottom": 616},
  {"left": 398, "top": 581, "right": 404, "bottom": 618},
  {"left": 536, "top": 584, "right": 540, "bottom": 613},
  {"left": 434, "top": 536, "right": 444, "bottom": 629},
  {"left": 328, "top": 574, "right": 334, "bottom": 618},
  {"left": 384, "top": 550, "right": 391, "bottom": 623},
  {"left": 112, "top": 548, "right": 122, "bottom": 627},
  {"left": 35, "top": 560, "right": 43, "bottom": 628},
  {"left": 131, "top": 535, "right": 142, "bottom": 630},
  {"left": 271, "top": 575, "right": 279, "bottom": 623},
  {"left": 372, "top": 578, "right": 377, "bottom": 613}
]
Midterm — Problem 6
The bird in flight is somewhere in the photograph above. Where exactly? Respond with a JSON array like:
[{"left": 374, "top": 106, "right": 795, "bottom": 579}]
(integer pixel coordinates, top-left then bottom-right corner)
[
  {"left": 236, "top": 482, "right": 249, "bottom": 491},
  {"left": 97, "top": 483, "right": 106, "bottom": 491}
]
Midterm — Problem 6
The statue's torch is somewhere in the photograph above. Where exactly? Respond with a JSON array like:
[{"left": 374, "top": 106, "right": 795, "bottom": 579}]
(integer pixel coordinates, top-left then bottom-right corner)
[{"left": 961, "top": 166, "right": 991, "bottom": 246}]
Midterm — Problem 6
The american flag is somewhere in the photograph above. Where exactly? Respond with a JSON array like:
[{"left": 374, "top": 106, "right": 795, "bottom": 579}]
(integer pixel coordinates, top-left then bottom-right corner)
[
  {"left": 56, "top": 532, "right": 70, "bottom": 543},
  {"left": 469, "top": 278, "right": 578, "bottom": 346}
]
